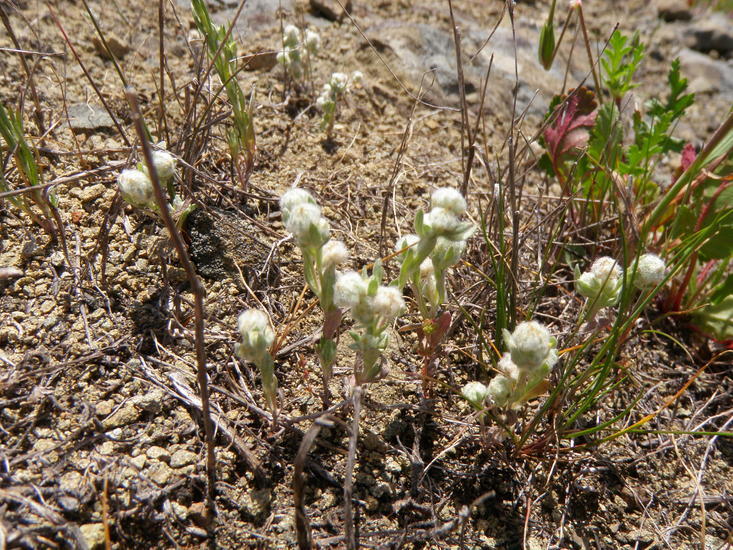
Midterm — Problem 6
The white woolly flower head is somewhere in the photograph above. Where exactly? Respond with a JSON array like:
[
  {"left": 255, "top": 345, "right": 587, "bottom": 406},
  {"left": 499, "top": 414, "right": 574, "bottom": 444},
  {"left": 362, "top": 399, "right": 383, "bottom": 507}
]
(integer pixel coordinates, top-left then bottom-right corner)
[
  {"left": 419, "top": 258, "right": 435, "bottom": 278},
  {"left": 334, "top": 270, "right": 368, "bottom": 310},
  {"left": 372, "top": 285, "right": 404, "bottom": 322},
  {"left": 497, "top": 353, "right": 521, "bottom": 381},
  {"left": 284, "top": 201, "right": 323, "bottom": 241},
  {"left": 395, "top": 234, "right": 419, "bottom": 256},
  {"left": 431, "top": 187, "right": 467, "bottom": 215},
  {"left": 283, "top": 24, "right": 301, "bottom": 47},
  {"left": 462, "top": 381, "right": 490, "bottom": 409},
  {"left": 502, "top": 321, "right": 557, "bottom": 372},
  {"left": 351, "top": 70, "right": 364, "bottom": 84},
  {"left": 280, "top": 187, "right": 316, "bottom": 217},
  {"left": 432, "top": 237, "right": 466, "bottom": 270},
  {"left": 634, "top": 253, "right": 666, "bottom": 289},
  {"left": 487, "top": 374, "right": 514, "bottom": 407},
  {"left": 118, "top": 168, "right": 154, "bottom": 208},
  {"left": 329, "top": 72, "right": 349, "bottom": 94},
  {"left": 321, "top": 240, "right": 349, "bottom": 269},
  {"left": 591, "top": 257, "right": 623, "bottom": 283},
  {"left": 576, "top": 256, "right": 624, "bottom": 307},
  {"left": 304, "top": 29, "right": 320, "bottom": 53},
  {"left": 150, "top": 150, "right": 176, "bottom": 181},
  {"left": 424, "top": 207, "right": 460, "bottom": 235},
  {"left": 237, "top": 309, "right": 275, "bottom": 361}
]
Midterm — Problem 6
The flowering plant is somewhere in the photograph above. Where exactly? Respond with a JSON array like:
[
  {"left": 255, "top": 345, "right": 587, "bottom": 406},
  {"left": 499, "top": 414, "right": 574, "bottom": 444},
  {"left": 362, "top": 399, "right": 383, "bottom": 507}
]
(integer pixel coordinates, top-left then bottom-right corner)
[
  {"left": 236, "top": 309, "right": 278, "bottom": 415},
  {"left": 317, "top": 71, "right": 363, "bottom": 137}
]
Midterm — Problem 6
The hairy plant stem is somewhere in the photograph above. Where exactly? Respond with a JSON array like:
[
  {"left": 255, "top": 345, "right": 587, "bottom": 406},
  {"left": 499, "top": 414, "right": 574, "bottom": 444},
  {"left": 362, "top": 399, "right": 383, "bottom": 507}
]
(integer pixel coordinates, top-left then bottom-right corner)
[{"left": 125, "top": 89, "right": 217, "bottom": 540}]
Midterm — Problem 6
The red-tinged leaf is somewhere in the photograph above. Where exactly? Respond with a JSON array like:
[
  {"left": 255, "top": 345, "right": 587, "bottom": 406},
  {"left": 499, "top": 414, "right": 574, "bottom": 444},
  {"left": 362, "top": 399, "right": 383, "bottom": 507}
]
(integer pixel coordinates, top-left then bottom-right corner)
[
  {"left": 673, "top": 142, "right": 698, "bottom": 183},
  {"left": 543, "top": 87, "right": 598, "bottom": 178},
  {"left": 681, "top": 142, "right": 697, "bottom": 171}
]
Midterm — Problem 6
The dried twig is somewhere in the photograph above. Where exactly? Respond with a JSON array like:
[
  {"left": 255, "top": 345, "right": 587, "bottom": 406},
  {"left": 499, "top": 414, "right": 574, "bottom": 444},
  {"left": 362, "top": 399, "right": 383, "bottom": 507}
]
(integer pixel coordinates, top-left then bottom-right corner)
[
  {"left": 125, "top": 89, "right": 217, "bottom": 539},
  {"left": 294, "top": 415, "right": 334, "bottom": 550}
]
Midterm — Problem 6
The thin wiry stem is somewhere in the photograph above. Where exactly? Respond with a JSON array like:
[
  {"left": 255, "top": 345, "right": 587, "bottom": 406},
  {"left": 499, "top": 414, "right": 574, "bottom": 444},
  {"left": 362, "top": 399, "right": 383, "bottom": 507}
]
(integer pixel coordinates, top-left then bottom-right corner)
[{"left": 125, "top": 88, "right": 217, "bottom": 542}]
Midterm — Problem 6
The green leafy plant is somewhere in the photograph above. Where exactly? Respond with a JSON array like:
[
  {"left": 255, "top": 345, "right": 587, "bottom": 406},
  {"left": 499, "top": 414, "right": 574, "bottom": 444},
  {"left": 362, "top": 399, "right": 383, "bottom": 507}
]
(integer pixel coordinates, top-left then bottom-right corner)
[
  {"left": 600, "top": 30, "right": 645, "bottom": 104},
  {"left": 0, "top": 102, "right": 55, "bottom": 234},
  {"left": 191, "top": 0, "right": 256, "bottom": 187}
]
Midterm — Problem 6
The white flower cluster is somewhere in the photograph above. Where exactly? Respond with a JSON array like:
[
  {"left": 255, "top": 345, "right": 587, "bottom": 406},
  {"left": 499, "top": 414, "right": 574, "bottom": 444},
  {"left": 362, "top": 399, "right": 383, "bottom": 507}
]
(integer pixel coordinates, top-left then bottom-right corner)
[
  {"left": 462, "top": 320, "right": 558, "bottom": 410},
  {"left": 421, "top": 187, "right": 473, "bottom": 243},
  {"left": 334, "top": 270, "right": 404, "bottom": 328},
  {"left": 236, "top": 309, "right": 278, "bottom": 413},
  {"left": 277, "top": 24, "right": 319, "bottom": 80},
  {"left": 575, "top": 253, "right": 667, "bottom": 317},
  {"left": 317, "top": 71, "right": 364, "bottom": 133},
  {"left": 576, "top": 256, "right": 624, "bottom": 309},
  {"left": 280, "top": 187, "right": 331, "bottom": 250},
  {"left": 117, "top": 149, "right": 177, "bottom": 210},
  {"left": 633, "top": 253, "right": 666, "bottom": 289},
  {"left": 236, "top": 309, "right": 275, "bottom": 363},
  {"left": 395, "top": 187, "right": 474, "bottom": 315}
]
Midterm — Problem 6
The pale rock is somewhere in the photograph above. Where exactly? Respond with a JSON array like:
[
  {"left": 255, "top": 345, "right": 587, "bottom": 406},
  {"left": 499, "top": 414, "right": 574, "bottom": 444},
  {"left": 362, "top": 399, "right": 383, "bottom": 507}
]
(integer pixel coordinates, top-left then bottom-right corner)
[
  {"left": 148, "top": 462, "right": 173, "bottom": 485},
  {"left": 170, "top": 449, "right": 198, "bottom": 468},
  {"left": 80, "top": 523, "right": 106, "bottom": 550},
  {"left": 130, "top": 454, "right": 147, "bottom": 470},
  {"left": 131, "top": 388, "right": 165, "bottom": 413},
  {"left": 146, "top": 446, "right": 171, "bottom": 462},
  {"left": 102, "top": 403, "right": 140, "bottom": 429}
]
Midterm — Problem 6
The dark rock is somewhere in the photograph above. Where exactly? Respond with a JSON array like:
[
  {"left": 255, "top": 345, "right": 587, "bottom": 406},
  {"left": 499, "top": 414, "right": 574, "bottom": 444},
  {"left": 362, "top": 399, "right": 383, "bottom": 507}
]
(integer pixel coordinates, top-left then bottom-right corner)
[
  {"left": 92, "top": 34, "right": 131, "bottom": 59},
  {"left": 685, "top": 12, "right": 733, "bottom": 55},
  {"left": 184, "top": 207, "right": 273, "bottom": 286},
  {"left": 241, "top": 49, "right": 278, "bottom": 71},
  {"left": 310, "top": 0, "right": 353, "bottom": 21},
  {"left": 66, "top": 103, "right": 115, "bottom": 132},
  {"left": 655, "top": 0, "right": 692, "bottom": 22}
]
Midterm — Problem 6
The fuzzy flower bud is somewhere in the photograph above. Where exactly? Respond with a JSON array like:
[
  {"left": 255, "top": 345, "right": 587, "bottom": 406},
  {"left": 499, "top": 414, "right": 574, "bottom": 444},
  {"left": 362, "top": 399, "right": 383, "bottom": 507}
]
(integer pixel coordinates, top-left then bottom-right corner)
[
  {"left": 118, "top": 168, "right": 154, "bottom": 208},
  {"left": 576, "top": 256, "right": 624, "bottom": 308},
  {"left": 280, "top": 187, "right": 316, "bottom": 216},
  {"left": 431, "top": 187, "right": 467, "bottom": 215},
  {"left": 284, "top": 202, "right": 323, "bottom": 241},
  {"left": 419, "top": 258, "right": 434, "bottom": 278},
  {"left": 351, "top": 70, "right": 364, "bottom": 84},
  {"left": 321, "top": 240, "right": 349, "bottom": 269},
  {"left": 487, "top": 375, "right": 514, "bottom": 407},
  {"left": 395, "top": 234, "right": 420, "bottom": 257},
  {"left": 329, "top": 72, "right": 349, "bottom": 94},
  {"left": 334, "top": 270, "right": 368, "bottom": 310},
  {"left": 462, "top": 381, "right": 490, "bottom": 409},
  {"left": 150, "top": 150, "right": 176, "bottom": 181},
  {"left": 237, "top": 309, "right": 275, "bottom": 361},
  {"left": 304, "top": 29, "right": 320, "bottom": 53},
  {"left": 633, "top": 253, "right": 666, "bottom": 289},
  {"left": 372, "top": 285, "right": 404, "bottom": 322},
  {"left": 424, "top": 207, "right": 461, "bottom": 235},
  {"left": 502, "top": 321, "right": 557, "bottom": 372},
  {"left": 432, "top": 237, "right": 466, "bottom": 270},
  {"left": 283, "top": 24, "right": 300, "bottom": 47}
]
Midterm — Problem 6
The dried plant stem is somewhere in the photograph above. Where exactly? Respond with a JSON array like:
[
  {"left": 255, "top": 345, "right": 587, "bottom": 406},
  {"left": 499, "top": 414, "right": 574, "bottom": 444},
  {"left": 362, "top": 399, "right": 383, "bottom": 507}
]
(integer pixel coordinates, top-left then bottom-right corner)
[
  {"left": 294, "top": 415, "right": 334, "bottom": 550},
  {"left": 576, "top": 4, "right": 602, "bottom": 97},
  {"left": 125, "top": 88, "right": 217, "bottom": 537},
  {"left": 344, "top": 385, "right": 362, "bottom": 550}
]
